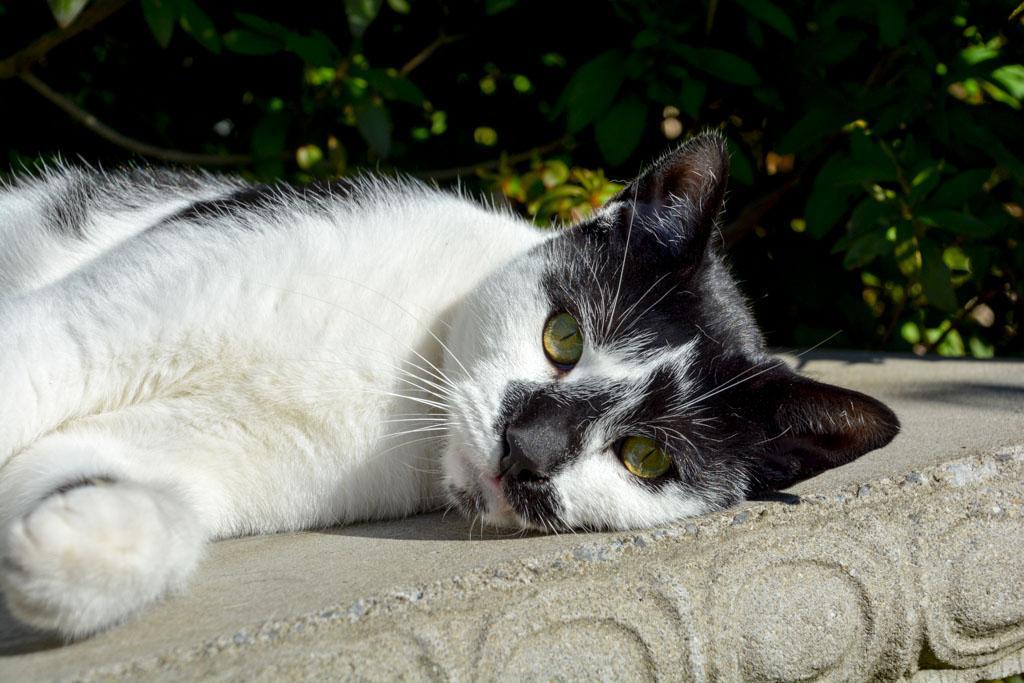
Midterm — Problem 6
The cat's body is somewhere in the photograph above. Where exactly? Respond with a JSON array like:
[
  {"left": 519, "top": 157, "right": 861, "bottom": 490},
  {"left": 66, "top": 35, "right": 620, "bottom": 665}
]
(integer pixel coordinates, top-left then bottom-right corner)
[{"left": 0, "top": 135, "right": 899, "bottom": 638}]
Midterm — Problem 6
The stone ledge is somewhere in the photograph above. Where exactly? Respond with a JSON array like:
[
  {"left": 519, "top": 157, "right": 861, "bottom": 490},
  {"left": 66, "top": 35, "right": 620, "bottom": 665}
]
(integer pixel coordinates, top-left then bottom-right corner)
[
  {"left": 2, "top": 447, "right": 1021, "bottom": 682},
  {"left": 1, "top": 352, "right": 1023, "bottom": 681}
]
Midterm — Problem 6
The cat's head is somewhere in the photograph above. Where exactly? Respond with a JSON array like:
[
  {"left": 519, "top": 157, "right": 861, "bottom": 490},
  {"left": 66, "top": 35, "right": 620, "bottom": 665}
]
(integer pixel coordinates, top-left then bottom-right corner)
[{"left": 441, "top": 132, "right": 899, "bottom": 531}]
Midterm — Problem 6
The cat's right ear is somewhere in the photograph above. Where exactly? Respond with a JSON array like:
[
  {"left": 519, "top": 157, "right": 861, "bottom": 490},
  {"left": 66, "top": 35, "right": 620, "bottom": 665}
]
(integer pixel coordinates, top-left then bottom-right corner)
[{"left": 593, "top": 131, "right": 730, "bottom": 273}]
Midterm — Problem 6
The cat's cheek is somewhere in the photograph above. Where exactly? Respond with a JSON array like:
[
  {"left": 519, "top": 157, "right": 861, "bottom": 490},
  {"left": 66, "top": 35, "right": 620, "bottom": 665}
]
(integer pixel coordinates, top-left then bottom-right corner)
[
  {"left": 551, "top": 457, "right": 705, "bottom": 531},
  {"left": 439, "top": 446, "right": 474, "bottom": 494}
]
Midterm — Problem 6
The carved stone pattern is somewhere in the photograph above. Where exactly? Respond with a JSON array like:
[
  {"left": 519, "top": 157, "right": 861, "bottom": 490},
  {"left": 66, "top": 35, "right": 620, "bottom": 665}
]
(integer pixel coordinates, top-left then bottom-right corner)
[
  {"left": 919, "top": 517, "right": 1024, "bottom": 669},
  {"left": 56, "top": 458, "right": 1024, "bottom": 683}
]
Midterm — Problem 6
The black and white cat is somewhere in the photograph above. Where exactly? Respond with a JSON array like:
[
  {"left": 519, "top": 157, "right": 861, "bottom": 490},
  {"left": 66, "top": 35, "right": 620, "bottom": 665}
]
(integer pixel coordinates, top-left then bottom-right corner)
[{"left": 0, "top": 133, "right": 898, "bottom": 638}]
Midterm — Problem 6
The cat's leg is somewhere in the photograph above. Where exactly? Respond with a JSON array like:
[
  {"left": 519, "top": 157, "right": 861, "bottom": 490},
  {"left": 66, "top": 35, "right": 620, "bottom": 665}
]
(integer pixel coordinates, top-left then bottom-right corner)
[
  {"left": 0, "top": 429, "right": 206, "bottom": 638},
  {"left": 0, "top": 385, "right": 355, "bottom": 638}
]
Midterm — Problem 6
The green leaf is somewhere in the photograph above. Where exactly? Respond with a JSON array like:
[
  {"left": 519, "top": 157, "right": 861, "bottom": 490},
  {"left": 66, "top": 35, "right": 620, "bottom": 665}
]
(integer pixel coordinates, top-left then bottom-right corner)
[
  {"left": 815, "top": 135, "right": 897, "bottom": 185},
  {"left": 726, "top": 137, "right": 753, "bottom": 185},
  {"left": 981, "top": 80, "right": 1021, "bottom": 110},
  {"left": 919, "top": 239, "right": 958, "bottom": 312},
  {"left": 849, "top": 130, "right": 889, "bottom": 167},
  {"left": 907, "top": 164, "right": 943, "bottom": 206},
  {"left": 948, "top": 109, "right": 1024, "bottom": 181},
  {"left": 345, "top": 0, "right": 383, "bottom": 38},
  {"left": 485, "top": 0, "right": 518, "bottom": 14},
  {"left": 746, "top": 16, "right": 764, "bottom": 48},
  {"left": 679, "top": 79, "right": 706, "bottom": 118},
  {"left": 252, "top": 110, "right": 289, "bottom": 178},
  {"left": 753, "top": 86, "right": 783, "bottom": 110},
  {"left": 223, "top": 30, "right": 281, "bottom": 56},
  {"left": 936, "top": 329, "right": 965, "bottom": 357},
  {"left": 560, "top": 51, "right": 627, "bottom": 133},
  {"left": 830, "top": 161, "right": 898, "bottom": 185},
  {"left": 284, "top": 31, "right": 341, "bottom": 66},
  {"left": 734, "top": 0, "right": 796, "bottom": 40},
  {"left": 777, "top": 108, "right": 838, "bottom": 154},
  {"left": 235, "top": 13, "right": 287, "bottom": 37},
  {"left": 843, "top": 231, "right": 891, "bottom": 269},
  {"left": 991, "top": 64, "right": 1024, "bottom": 100},
  {"left": 140, "top": 0, "right": 176, "bottom": 48},
  {"left": 645, "top": 81, "right": 676, "bottom": 105},
  {"left": 672, "top": 46, "right": 760, "bottom": 85},
  {"left": 943, "top": 245, "right": 971, "bottom": 273},
  {"left": 178, "top": 0, "right": 220, "bottom": 53},
  {"left": 234, "top": 13, "right": 339, "bottom": 65},
  {"left": 817, "top": 31, "right": 864, "bottom": 65},
  {"left": 386, "top": 0, "right": 411, "bottom": 13},
  {"left": 968, "top": 336, "right": 995, "bottom": 359},
  {"left": 847, "top": 196, "right": 896, "bottom": 238},
  {"left": 364, "top": 69, "right": 425, "bottom": 106},
  {"left": 355, "top": 102, "right": 392, "bottom": 157},
  {"left": 929, "top": 169, "right": 990, "bottom": 208},
  {"left": 917, "top": 209, "right": 1000, "bottom": 238},
  {"left": 960, "top": 45, "right": 999, "bottom": 66},
  {"left": 595, "top": 98, "right": 647, "bottom": 166},
  {"left": 805, "top": 183, "right": 856, "bottom": 238},
  {"left": 48, "top": 0, "right": 90, "bottom": 28},
  {"left": 876, "top": 0, "right": 906, "bottom": 47},
  {"left": 632, "top": 30, "right": 658, "bottom": 49}
]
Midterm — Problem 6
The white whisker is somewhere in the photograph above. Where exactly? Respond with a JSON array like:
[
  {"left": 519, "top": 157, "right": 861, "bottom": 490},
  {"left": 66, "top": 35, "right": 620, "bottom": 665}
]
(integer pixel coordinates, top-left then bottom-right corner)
[{"left": 604, "top": 182, "right": 640, "bottom": 342}]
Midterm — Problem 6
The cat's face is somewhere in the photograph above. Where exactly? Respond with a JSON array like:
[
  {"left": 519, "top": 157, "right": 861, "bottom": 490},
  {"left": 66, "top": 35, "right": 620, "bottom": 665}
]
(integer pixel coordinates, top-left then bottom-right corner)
[{"left": 441, "top": 133, "right": 899, "bottom": 532}]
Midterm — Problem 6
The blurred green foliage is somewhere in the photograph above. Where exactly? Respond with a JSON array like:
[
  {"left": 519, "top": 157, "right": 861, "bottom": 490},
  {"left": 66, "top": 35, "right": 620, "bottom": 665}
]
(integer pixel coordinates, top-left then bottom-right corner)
[{"left": 2, "top": 0, "right": 1023, "bottom": 357}]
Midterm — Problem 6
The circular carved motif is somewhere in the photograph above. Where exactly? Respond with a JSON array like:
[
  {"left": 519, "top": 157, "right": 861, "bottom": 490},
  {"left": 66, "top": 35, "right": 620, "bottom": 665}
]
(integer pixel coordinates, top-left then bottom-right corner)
[
  {"left": 169, "top": 630, "right": 444, "bottom": 682},
  {"left": 476, "top": 572, "right": 699, "bottom": 681},
  {"left": 733, "top": 563, "right": 864, "bottom": 680},
  {"left": 706, "top": 525, "right": 911, "bottom": 682},
  {"left": 921, "top": 517, "right": 1024, "bottom": 667},
  {"left": 502, "top": 618, "right": 656, "bottom": 681}
]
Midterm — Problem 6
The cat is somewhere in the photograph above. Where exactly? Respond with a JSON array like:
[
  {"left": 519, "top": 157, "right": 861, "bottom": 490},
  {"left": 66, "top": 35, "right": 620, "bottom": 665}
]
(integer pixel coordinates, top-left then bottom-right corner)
[{"left": 0, "top": 132, "right": 898, "bottom": 639}]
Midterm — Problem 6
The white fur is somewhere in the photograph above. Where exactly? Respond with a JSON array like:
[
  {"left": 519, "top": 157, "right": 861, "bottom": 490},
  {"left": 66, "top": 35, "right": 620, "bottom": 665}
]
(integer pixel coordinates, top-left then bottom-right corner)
[
  {"left": 0, "top": 167, "right": 710, "bottom": 637},
  {"left": 0, "top": 169, "right": 544, "bottom": 636}
]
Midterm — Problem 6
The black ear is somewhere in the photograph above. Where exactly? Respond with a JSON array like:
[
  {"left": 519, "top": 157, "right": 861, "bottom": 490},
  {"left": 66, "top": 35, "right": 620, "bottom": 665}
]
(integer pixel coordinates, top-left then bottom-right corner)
[
  {"left": 746, "top": 370, "right": 900, "bottom": 493},
  {"left": 603, "top": 131, "right": 729, "bottom": 270}
]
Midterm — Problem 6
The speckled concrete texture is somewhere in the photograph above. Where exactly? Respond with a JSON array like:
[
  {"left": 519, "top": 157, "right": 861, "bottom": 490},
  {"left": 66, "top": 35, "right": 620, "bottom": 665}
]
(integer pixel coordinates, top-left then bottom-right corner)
[{"left": 1, "top": 352, "right": 1023, "bottom": 682}]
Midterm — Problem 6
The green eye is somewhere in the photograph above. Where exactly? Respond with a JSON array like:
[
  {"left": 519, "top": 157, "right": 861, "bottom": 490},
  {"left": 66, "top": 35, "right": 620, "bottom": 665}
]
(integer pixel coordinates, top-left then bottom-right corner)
[
  {"left": 619, "top": 436, "right": 672, "bottom": 479},
  {"left": 542, "top": 312, "right": 583, "bottom": 368}
]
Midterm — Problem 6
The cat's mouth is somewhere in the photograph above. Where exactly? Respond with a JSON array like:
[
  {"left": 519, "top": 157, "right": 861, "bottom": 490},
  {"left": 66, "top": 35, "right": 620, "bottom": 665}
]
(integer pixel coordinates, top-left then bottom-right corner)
[{"left": 447, "top": 450, "right": 524, "bottom": 528}]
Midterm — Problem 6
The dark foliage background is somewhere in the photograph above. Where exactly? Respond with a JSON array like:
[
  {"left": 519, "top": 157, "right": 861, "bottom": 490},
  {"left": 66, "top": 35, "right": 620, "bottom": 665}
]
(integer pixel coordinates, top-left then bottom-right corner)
[{"left": 3, "top": 0, "right": 1023, "bottom": 357}]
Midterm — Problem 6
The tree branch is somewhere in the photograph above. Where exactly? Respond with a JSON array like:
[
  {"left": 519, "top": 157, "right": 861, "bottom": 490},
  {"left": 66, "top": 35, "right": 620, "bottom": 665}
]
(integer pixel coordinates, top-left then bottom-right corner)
[
  {"left": 19, "top": 71, "right": 253, "bottom": 166},
  {"left": 0, "top": 0, "right": 132, "bottom": 80},
  {"left": 399, "top": 33, "right": 462, "bottom": 77},
  {"left": 722, "top": 175, "right": 801, "bottom": 248},
  {"left": 922, "top": 290, "right": 996, "bottom": 355}
]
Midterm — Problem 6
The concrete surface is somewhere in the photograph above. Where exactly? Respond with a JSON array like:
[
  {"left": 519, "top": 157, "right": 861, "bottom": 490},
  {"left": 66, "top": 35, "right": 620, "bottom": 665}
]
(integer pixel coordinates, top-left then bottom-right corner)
[{"left": 1, "top": 351, "right": 1023, "bottom": 681}]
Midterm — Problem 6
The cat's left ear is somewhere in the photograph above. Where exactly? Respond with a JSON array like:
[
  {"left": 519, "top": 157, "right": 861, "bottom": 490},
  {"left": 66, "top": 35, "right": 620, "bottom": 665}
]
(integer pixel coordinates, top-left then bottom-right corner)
[
  {"left": 745, "top": 369, "right": 901, "bottom": 492},
  {"left": 599, "top": 131, "right": 729, "bottom": 271}
]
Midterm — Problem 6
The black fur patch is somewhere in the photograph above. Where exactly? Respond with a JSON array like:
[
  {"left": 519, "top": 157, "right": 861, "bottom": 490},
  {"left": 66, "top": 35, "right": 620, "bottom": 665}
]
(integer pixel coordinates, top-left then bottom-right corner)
[
  {"left": 495, "top": 379, "right": 613, "bottom": 474},
  {"left": 167, "top": 185, "right": 279, "bottom": 225},
  {"left": 164, "top": 179, "right": 359, "bottom": 227},
  {"left": 505, "top": 134, "right": 899, "bottom": 517},
  {"left": 45, "top": 176, "right": 95, "bottom": 239},
  {"left": 47, "top": 475, "right": 116, "bottom": 498}
]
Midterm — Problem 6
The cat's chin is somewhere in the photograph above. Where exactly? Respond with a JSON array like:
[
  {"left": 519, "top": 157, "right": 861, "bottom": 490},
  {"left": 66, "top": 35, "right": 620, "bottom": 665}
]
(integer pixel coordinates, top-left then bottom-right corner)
[
  {"left": 442, "top": 447, "right": 532, "bottom": 530},
  {"left": 445, "top": 480, "right": 528, "bottom": 531}
]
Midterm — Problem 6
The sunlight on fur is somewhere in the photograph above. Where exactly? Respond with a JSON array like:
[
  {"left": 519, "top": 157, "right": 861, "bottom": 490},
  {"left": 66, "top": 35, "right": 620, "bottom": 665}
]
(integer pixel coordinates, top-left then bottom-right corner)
[{"left": 0, "top": 133, "right": 898, "bottom": 638}]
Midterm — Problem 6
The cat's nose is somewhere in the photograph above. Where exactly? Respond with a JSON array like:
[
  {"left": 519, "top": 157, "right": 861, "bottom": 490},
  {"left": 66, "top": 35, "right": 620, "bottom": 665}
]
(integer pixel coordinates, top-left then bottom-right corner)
[
  {"left": 500, "top": 413, "right": 570, "bottom": 483},
  {"left": 500, "top": 427, "right": 548, "bottom": 482}
]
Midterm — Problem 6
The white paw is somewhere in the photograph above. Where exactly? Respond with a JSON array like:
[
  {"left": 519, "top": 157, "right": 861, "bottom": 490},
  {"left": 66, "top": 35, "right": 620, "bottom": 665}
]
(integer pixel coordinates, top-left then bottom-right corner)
[{"left": 0, "top": 481, "right": 203, "bottom": 638}]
